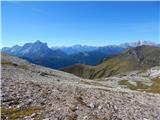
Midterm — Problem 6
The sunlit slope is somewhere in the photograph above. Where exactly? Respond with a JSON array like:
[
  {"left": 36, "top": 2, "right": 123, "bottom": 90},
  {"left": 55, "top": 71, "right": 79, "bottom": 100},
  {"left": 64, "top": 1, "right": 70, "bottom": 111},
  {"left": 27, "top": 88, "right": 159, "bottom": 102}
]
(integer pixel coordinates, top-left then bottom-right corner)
[{"left": 63, "top": 45, "right": 160, "bottom": 79}]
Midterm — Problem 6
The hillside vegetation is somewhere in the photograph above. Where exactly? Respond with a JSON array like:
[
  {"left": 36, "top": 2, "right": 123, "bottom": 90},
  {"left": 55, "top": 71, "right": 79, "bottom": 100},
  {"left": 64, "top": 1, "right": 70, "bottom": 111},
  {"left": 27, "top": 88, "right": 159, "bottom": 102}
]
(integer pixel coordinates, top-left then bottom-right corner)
[{"left": 63, "top": 45, "right": 160, "bottom": 79}]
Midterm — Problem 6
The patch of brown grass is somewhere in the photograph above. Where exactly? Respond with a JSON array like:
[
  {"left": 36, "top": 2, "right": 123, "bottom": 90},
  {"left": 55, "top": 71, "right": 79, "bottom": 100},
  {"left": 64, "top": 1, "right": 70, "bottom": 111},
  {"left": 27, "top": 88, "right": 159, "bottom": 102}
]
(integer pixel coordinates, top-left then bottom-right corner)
[
  {"left": 145, "top": 77, "right": 160, "bottom": 93},
  {"left": 1, "top": 61, "right": 18, "bottom": 66},
  {"left": 119, "top": 77, "right": 160, "bottom": 93},
  {"left": 1, "top": 106, "right": 41, "bottom": 120}
]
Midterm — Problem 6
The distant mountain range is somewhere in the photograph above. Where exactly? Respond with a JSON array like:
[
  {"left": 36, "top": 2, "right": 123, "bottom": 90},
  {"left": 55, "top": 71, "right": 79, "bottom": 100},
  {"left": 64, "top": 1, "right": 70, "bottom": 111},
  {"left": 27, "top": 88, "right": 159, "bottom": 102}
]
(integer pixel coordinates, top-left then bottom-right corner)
[
  {"left": 51, "top": 45, "right": 98, "bottom": 55},
  {"left": 2, "top": 40, "right": 66, "bottom": 59},
  {"left": 1, "top": 40, "right": 159, "bottom": 69},
  {"left": 51, "top": 40, "right": 157, "bottom": 54},
  {"left": 119, "top": 40, "right": 156, "bottom": 48},
  {"left": 63, "top": 45, "right": 160, "bottom": 79}
]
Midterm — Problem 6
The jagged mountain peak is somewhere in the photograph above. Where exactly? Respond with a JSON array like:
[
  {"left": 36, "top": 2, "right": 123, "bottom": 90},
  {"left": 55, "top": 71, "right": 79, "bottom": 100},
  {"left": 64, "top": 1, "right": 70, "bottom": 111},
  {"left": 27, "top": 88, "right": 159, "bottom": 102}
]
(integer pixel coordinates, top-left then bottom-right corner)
[
  {"left": 12, "top": 45, "right": 20, "bottom": 48},
  {"left": 34, "top": 40, "right": 47, "bottom": 46},
  {"left": 23, "top": 40, "right": 48, "bottom": 48},
  {"left": 137, "top": 40, "right": 155, "bottom": 46},
  {"left": 1, "top": 40, "right": 66, "bottom": 62},
  {"left": 1, "top": 40, "right": 159, "bottom": 69},
  {"left": 119, "top": 40, "right": 156, "bottom": 48}
]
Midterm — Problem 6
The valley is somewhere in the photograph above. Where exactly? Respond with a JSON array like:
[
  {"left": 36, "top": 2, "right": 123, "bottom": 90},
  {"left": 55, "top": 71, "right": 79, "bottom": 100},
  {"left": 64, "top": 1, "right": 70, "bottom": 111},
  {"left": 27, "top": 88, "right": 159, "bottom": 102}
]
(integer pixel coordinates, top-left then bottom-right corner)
[
  {"left": 1, "top": 41, "right": 160, "bottom": 120},
  {"left": 1, "top": 50, "right": 160, "bottom": 120},
  {"left": 2, "top": 1, "right": 160, "bottom": 120},
  {"left": 63, "top": 45, "right": 160, "bottom": 79},
  {"left": 2, "top": 40, "right": 157, "bottom": 69}
]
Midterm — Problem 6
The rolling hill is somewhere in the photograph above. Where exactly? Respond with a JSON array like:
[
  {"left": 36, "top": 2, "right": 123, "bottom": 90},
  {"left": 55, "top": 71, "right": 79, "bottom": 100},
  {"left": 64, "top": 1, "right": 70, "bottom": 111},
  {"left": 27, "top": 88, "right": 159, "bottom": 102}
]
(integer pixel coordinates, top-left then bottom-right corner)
[{"left": 63, "top": 45, "right": 160, "bottom": 79}]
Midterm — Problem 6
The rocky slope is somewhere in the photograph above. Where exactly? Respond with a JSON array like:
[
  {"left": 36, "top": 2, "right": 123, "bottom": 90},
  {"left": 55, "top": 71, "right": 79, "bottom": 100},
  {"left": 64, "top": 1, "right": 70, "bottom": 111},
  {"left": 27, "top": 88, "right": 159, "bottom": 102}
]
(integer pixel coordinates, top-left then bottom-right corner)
[
  {"left": 63, "top": 45, "right": 160, "bottom": 79},
  {"left": 1, "top": 53, "right": 160, "bottom": 120}
]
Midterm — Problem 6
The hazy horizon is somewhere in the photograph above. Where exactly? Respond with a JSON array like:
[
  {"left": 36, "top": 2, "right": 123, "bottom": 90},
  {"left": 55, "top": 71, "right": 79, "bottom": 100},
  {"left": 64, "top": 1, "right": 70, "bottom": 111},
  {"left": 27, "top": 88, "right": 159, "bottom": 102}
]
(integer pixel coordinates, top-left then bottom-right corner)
[
  {"left": 2, "top": 39, "right": 159, "bottom": 48},
  {"left": 2, "top": 1, "right": 159, "bottom": 47}
]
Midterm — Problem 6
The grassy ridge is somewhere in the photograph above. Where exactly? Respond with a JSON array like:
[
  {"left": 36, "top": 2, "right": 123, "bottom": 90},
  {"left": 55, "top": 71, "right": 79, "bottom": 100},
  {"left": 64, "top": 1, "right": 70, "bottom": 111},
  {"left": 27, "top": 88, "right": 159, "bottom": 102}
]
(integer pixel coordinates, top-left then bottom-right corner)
[{"left": 63, "top": 45, "right": 160, "bottom": 79}]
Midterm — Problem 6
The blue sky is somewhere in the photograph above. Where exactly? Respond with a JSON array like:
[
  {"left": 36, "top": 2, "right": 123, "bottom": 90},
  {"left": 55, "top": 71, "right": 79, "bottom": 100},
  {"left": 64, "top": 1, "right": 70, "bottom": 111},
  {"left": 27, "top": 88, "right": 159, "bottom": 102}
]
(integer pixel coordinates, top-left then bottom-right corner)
[{"left": 2, "top": 1, "right": 160, "bottom": 47}]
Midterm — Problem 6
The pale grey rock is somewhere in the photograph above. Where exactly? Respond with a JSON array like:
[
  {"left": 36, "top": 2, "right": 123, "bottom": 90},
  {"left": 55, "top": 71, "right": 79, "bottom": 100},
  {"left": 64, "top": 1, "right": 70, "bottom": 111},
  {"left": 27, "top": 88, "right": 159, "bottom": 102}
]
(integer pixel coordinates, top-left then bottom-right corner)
[{"left": 1, "top": 54, "right": 160, "bottom": 120}]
